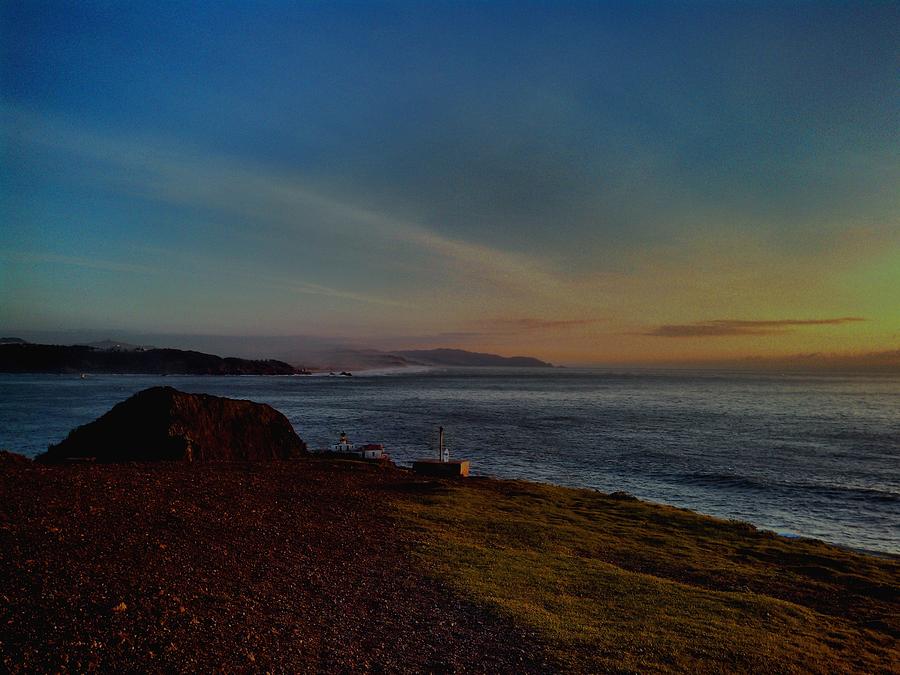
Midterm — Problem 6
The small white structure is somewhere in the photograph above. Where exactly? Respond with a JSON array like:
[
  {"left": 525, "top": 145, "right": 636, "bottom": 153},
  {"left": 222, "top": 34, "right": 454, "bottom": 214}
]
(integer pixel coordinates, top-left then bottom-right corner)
[
  {"left": 357, "top": 443, "right": 386, "bottom": 460},
  {"left": 413, "top": 425, "right": 470, "bottom": 477},
  {"left": 315, "top": 431, "right": 386, "bottom": 460},
  {"left": 334, "top": 431, "right": 355, "bottom": 453}
]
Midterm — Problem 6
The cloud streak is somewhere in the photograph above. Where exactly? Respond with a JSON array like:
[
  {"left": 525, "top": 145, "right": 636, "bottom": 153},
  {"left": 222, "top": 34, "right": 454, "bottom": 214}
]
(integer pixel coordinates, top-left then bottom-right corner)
[
  {"left": 647, "top": 318, "right": 866, "bottom": 338},
  {"left": 3, "top": 107, "right": 577, "bottom": 306},
  {"left": 0, "top": 250, "right": 160, "bottom": 276},
  {"left": 0, "top": 247, "right": 408, "bottom": 309},
  {"left": 480, "top": 317, "right": 601, "bottom": 331}
]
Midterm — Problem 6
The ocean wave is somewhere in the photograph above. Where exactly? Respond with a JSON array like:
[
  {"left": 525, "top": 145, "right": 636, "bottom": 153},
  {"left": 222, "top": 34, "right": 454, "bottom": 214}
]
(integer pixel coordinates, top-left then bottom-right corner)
[
  {"left": 803, "top": 484, "right": 900, "bottom": 504},
  {"left": 826, "top": 429, "right": 900, "bottom": 446},
  {"left": 676, "top": 471, "right": 900, "bottom": 504},
  {"left": 678, "top": 471, "right": 769, "bottom": 492}
]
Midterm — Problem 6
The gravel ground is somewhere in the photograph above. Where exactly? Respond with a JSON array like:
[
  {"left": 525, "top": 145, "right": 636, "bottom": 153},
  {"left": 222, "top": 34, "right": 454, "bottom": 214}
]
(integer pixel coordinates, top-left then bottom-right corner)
[{"left": 0, "top": 457, "right": 552, "bottom": 673}]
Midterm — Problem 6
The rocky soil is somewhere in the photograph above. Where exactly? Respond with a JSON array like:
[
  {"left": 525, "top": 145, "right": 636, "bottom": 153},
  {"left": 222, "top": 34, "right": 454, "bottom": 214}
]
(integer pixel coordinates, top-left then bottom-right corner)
[{"left": 0, "top": 458, "right": 551, "bottom": 673}]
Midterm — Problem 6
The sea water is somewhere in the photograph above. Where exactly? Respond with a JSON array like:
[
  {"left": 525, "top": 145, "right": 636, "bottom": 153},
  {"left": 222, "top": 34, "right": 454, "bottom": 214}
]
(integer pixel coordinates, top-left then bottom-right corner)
[{"left": 1, "top": 369, "right": 897, "bottom": 554}]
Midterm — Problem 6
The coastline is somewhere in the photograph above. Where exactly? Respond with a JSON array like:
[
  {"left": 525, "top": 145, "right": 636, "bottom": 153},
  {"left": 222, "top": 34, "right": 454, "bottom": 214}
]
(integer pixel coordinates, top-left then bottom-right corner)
[
  {"left": 2, "top": 456, "right": 897, "bottom": 672},
  {"left": 2, "top": 370, "right": 897, "bottom": 555},
  {"left": 422, "top": 471, "right": 900, "bottom": 562}
]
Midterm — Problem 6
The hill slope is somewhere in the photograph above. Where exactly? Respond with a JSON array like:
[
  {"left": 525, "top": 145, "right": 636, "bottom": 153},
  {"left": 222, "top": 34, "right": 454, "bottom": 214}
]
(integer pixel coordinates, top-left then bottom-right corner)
[{"left": 2, "top": 458, "right": 895, "bottom": 672}]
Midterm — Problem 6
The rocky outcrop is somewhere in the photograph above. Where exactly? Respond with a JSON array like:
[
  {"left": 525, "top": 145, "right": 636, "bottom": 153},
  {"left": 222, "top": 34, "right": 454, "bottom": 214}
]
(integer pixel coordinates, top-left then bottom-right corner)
[{"left": 38, "top": 387, "right": 306, "bottom": 462}]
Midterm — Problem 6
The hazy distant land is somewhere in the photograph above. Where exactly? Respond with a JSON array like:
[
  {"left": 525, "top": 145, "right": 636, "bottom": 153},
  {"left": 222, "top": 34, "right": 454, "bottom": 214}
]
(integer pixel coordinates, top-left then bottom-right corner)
[
  {"left": 0, "top": 340, "right": 554, "bottom": 374},
  {"left": 396, "top": 348, "right": 553, "bottom": 368},
  {"left": 4, "top": 334, "right": 898, "bottom": 373}
]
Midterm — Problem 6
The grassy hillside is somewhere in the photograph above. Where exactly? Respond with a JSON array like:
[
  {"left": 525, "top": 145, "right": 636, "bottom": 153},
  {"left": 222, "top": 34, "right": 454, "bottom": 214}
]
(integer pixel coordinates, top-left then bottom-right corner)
[{"left": 394, "top": 478, "right": 899, "bottom": 673}]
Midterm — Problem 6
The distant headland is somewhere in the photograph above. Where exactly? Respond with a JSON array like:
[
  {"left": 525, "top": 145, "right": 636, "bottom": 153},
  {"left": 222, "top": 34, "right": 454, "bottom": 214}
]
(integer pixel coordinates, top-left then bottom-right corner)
[
  {"left": 0, "top": 342, "right": 302, "bottom": 375},
  {"left": 0, "top": 339, "right": 554, "bottom": 374},
  {"left": 395, "top": 348, "right": 553, "bottom": 368}
]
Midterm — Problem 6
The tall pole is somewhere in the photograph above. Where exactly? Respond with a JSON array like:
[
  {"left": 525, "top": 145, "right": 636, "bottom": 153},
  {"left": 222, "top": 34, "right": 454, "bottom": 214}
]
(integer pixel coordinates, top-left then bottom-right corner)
[{"left": 438, "top": 426, "right": 444, "bottom": 461}]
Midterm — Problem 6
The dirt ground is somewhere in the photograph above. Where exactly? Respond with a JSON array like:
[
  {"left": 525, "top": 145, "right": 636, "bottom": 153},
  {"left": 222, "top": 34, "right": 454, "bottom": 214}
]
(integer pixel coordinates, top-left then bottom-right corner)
[{"left": 0, "top": 457, "right": 552, "bottom": 673}]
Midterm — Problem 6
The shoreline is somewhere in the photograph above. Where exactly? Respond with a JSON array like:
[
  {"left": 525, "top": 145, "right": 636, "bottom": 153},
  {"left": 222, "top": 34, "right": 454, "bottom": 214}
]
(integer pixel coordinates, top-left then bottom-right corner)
[
  {"left": 3, "top": 445, "right": 896, "bottom": 557},
  {"left": 472, "top": 473, "right": 900, "bottom": 561},
  {"left": 2, "top": 370, "right": 897, "bottom": 555},
  {"left": 7, "top": 448, "right": 893, "bottom": 558},
  {"left": 388, "top": 462, "right": 899, "bottom": 560}
]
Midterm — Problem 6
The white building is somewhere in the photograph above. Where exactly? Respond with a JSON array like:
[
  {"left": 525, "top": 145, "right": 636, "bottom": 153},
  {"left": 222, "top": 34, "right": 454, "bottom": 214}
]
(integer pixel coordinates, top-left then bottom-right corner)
[{"left": 322, "top": 432, "right": 385, "bottom": 460}]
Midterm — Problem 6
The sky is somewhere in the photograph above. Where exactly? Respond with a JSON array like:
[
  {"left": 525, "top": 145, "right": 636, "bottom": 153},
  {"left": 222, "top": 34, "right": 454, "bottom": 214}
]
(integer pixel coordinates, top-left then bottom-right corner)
[{"left": 1, "top": 1, "right": 898, "bottom": 365}]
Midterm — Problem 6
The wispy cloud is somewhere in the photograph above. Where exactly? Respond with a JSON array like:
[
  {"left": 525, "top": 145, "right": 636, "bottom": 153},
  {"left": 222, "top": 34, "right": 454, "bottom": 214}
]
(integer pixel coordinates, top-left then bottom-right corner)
[
  {"left": 3, "top": 107, "right": 576, "bottom": 305},
  {"left": 0, "top": 250, "right": 160, "bottom": 275},
  {"left": 132, "top": 244, "right": 413, "bottom": 309},
  {"left": 647, "top": 317, "right": 866, "bottom": 338},
  {"left": 252, "top": 275, "right": 411, "bottom": 308},
  {"left": 659, "top": 349, "right": 900, "bottom": 373},
  {"left": 0, "top": 247, "right": 408, "bottom": 309},
  {"left": 481, "top": 317, "right": 601, "bottom": 331}
]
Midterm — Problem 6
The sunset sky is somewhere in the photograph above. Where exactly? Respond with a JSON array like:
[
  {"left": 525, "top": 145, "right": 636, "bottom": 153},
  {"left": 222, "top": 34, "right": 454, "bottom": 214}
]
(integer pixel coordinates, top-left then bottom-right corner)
[{"left": 2, "top": 1, "right": 898, "bottom": 365}]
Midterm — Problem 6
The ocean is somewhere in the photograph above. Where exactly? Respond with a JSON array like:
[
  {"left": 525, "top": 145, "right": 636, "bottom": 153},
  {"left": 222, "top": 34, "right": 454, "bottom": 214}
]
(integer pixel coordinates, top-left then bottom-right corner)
[{"left": 1, "top": 369, "right": 897, "bottom": 554}]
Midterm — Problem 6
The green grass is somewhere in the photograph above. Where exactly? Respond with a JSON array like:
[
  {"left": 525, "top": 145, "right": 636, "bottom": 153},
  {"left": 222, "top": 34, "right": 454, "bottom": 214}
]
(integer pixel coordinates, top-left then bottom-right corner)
[{"left": 393, "top": 479, "right": 899, "bottom": 673}]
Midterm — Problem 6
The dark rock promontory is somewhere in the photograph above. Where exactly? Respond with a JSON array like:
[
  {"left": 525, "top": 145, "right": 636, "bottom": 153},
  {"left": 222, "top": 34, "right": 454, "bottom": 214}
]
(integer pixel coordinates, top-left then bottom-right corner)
[{"left": 38, "top": 387, "right": 306, "bottom": 462}]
